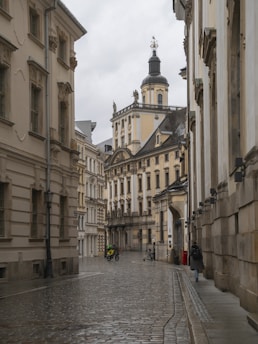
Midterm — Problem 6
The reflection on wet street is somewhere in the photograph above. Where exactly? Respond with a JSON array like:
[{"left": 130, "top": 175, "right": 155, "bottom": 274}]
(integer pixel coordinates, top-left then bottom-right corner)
[{"left": 0, "top": 252, "right": 190, "bottom": 344}]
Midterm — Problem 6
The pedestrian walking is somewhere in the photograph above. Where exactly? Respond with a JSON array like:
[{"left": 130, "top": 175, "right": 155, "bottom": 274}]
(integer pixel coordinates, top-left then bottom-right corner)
[{"left": 190, "top": 241, "right": 204, "bottom": 282}]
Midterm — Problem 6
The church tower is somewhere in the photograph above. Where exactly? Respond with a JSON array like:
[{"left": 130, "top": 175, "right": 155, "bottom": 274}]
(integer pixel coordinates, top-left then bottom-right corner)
[
  {"left": 141, "top": 37, "right": 169, "bottom": 106},
  {"left": 105, "top": 38, "right": 186, "bottom": 258},
  {"left": 111, "top": 38, "right": 171, "bottom": 155}
]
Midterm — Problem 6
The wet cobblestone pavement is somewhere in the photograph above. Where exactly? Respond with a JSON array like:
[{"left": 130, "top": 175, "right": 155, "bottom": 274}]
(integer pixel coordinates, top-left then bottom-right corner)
[{"left": 0, "top": 253, "right": 191, "bottom": 344}]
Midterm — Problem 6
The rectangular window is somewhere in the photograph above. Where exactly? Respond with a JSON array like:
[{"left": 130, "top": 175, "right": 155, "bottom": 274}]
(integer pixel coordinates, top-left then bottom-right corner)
[
  {"left": 0, "top": 67, "right": 6, "bottom": 118},
  {"left": 120, "top": 181, "right": 124, "bottom": 195},
  {"left": 29, "top": 7, "right": 40, "bottom": 39},
  {"left": 165, "top": 171, "right": 169, "bottom": 187},
  {"left": 58, "top": 37, "right": 66, "bottom": 61},
  {"left": 139, "top": 202, "right": 142, "bottom": 216},
  {"left": 165, "top": 153, "right": 169, "bottom": 162},
  {"left": 155, "top": 156, "right": 159, "bottom": 164},
  {"left": 148, "top": 228, "right": 152, "bottom": 244},
  {"left": 147, "top": 175, "right": 151, "bottom": 190},
  {"left": 60, "top": 196, "right": 66, "bottom": 239},
  {"left": 127, "top": 178, "right": 131, "bottom": 193},
  {"left": 31, "top": 189, "right": 39, "bottom": 238},
  {"left": 0, "top": 183, "right": 5, "bottom": 237},
  {"left": 160, "top": 211, "right": 164, "bottom": 242},
  {"left": 0, "top": 0, "right": 6, "bottom": 10},
  {"left": 127, "top": 202, "right": 131, "bottom": 214},
  {"left": 31, "top": 84, "right": 40, "bottom": 132},
  {"left": 146, "top": 159, "right": 150, "bottom": 167},
  {"left": 156, "top": 174, "right": 160, "bottom": 188},
  {"left": 148, "top": 200, "right": 152, "bottom": 216},
  {"left": 59, "top": 101, "right": 67, "bottom": 144},
  {"left": 138, "top": 177, "right": 142, "bottom": 192}
]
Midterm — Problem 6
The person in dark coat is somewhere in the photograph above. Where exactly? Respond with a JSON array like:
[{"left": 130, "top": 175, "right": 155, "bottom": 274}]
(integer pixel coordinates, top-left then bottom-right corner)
[{"left": 190, "top": 242, "right": 204, "bottom": 282}]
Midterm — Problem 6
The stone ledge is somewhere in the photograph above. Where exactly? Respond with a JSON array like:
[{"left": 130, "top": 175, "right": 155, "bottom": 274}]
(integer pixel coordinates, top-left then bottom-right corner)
[{"left": 247, "top": 313, "right": 258, "bottom": 332}]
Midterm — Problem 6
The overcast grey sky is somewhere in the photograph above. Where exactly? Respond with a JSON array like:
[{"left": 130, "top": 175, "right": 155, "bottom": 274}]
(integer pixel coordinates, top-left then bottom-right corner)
[{"left": 61, "top": 0, "right": 186, "bottom": 144}]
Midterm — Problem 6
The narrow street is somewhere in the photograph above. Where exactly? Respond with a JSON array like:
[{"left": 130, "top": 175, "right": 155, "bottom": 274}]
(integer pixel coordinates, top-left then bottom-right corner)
[
  {"left": 1, "top": 252, "right": 257, "bottom": 344},
  {"left": 0, "top": 253, "right": 191, "bottom": 343}
]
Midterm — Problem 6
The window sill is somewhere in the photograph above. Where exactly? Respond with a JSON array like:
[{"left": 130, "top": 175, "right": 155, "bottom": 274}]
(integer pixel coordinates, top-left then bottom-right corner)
[
  {"left": 28, "top": 33, "right": 44, "bottom": 49},
  {"left": 29, "top": 131, "right": 46, "bottom": 141},
  {"left": 29, "top": 238, "right": 44, "bottom": 242},
  {"left": 59, "top": 239, "right": 70, "bottom": 243},
  {"left": 57, "top": 57, "right": 70, "bottom": 70},
  {"left": 0, "top": 237, "right": 12, "bottom": 242},
  {"left": 0, "top": 117, "right": 14, "bottom": 127},
  {"left": 0, "top": 7, "right": 12, "bottom": 21}
]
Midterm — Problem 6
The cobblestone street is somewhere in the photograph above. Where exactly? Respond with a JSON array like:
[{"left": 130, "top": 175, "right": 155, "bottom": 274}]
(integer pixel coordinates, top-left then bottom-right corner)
[{"left": 0, "top": 253, "right": 191, "bottom": 344}]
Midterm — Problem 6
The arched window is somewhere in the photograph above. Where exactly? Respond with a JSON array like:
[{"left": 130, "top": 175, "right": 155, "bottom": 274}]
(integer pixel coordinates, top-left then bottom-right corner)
[{"left": 158, "top": 93, "right": 163, "bottom": 106}]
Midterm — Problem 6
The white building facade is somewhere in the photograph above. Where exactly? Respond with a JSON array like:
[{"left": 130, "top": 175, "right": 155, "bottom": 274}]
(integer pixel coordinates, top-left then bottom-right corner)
[
  {"left": 174, "top": 0, "right": 258, "bottom": 313},
  {"left": 0, "top": 0, "right": 86, "bottom": 280},
  {"left": 76, "top": 121, "right": 105, "bottom": 257}
]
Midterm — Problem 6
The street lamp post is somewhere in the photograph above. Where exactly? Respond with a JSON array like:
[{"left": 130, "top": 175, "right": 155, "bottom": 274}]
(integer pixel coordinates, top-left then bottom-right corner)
[{"left": 45, "top": 190, "right": 53, "bottom": 278}]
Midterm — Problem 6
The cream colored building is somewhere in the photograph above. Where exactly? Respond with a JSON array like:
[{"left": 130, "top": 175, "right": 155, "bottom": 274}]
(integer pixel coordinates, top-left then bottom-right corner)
[
  {"left": 105, "top": 39, "right": 187, "bottom": 262},
  {"left": 0, "top": 0, "right": 86, "bottom": 280},
  {"left": 75, "top": 121, "right": 105, "bottom": 257},
  {"left": 174, "top": 0, "right": 258, "bottom": 313}
]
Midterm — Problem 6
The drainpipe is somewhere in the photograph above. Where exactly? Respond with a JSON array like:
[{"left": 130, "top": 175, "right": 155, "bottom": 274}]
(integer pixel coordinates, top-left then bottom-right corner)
[{"left": 44, "top": 0, "right": 57, "bottom": 278}]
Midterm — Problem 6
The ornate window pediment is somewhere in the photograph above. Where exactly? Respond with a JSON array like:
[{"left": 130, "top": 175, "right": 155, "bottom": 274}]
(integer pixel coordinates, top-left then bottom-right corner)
[
  {"left": 58, "top": 82, "right": 73, "bottom": 101},
  {"left": 0, "top": 36, "right": 17, "bottom": 67}
]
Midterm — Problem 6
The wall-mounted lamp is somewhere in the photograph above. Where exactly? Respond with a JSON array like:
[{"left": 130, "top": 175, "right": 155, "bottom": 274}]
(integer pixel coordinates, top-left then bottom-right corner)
[
  {"left": 210, "top": 188, "right": 217, "bottom": 196},
  {"left": 178, "top": 133, "right": 190, "bottom": 149},
  {"left": 209, "top": 188, "right": 217, "bottom": 204},
  {"left": 234, "top": 157, "right": 245, "bottom": 182}
]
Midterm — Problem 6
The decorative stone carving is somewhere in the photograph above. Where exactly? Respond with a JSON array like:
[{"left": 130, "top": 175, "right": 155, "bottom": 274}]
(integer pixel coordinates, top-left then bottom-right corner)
[
  {"left": 185, "top": 0, "right": 193, "bottom": 27},
  {"left": 203, "top": 27, "right": 216, "bottom": 67},
  {"left": 57, "top": 82, "right": 73, "bottom": 101},
  {"left": 194, "top": 78, "right": 203, "bottom": 105},
  {"left": 70, "top": 56, "right": 77, "bottom": 71},
  {"left": 49, "top": 35, "right": 58, "bottom": 53}
]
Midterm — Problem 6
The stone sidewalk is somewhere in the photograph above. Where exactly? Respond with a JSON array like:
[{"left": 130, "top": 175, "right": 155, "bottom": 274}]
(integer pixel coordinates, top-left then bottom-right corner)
[{"left": 180, "top": 265, "right": 258, "bottom": 344}]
